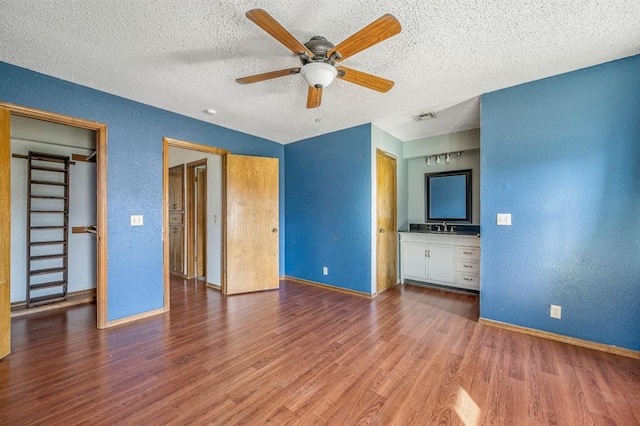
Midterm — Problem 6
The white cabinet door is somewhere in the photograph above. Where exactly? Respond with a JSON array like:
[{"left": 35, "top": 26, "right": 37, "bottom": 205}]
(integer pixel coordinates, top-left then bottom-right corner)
[
  {"left": 402, "top": 242, "right": 428, "bottom": 280},
  {"left": 427, "top": 244, "right": 455, "bottom": 283}
]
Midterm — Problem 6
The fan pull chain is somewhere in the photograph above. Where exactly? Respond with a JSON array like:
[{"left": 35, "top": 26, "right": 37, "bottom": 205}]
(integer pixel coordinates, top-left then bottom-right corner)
[{"left": 315, "top": 104, "right": 322, "bottom": 136}]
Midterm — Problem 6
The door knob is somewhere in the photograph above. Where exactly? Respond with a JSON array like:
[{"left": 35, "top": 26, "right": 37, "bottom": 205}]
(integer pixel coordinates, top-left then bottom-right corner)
[
  {"left": 379, "top": 228, "right": 385, "bottom": 233},
  {"left": 272, "top": 228, "right": 278, "bottom": 233}
]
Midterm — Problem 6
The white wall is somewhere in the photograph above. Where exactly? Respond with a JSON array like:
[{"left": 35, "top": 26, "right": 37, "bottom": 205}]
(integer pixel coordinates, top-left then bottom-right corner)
[
  {"left": 403, "top": 128, "right": 480, "bottom": 158},
  {"left": 168, "top": 147, "right": 222, "bottom": 285},
  {"left": 371, "top": 125, "right": 408, "bottom": 293},
  {"left": 10, "top": 117, "right": 96, "bottom": 303}
]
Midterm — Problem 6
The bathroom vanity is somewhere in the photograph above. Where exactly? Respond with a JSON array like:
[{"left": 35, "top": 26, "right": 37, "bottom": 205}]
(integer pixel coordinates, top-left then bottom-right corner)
[{"left": 399, "top": 230, "right": 480, "bottom": 292}]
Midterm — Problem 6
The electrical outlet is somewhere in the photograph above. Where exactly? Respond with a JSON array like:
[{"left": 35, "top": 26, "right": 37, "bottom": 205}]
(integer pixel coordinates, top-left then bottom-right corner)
[
  {"left": 130, "top": 215, "right": 144, "bottom": 226},
  {"left": 550, "top": 304, "right": 561, "bottom": 319},
  {"left": 497, "top": 213, "right": 512, "bottom": 226},
  {"left": 322, "top": 267, "right": 328, "bottom": 276}
]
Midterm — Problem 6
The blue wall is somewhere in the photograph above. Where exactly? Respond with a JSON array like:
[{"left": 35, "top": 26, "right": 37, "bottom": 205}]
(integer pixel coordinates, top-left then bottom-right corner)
[
  {"left": 0, "top": 62, "right": 285, "bottom": 322},
  {"left": 480, "top": 54, "right": 640, "bottom": 351},
  {"left": 285, "top": 125, "right": 372, "bottom": 294}
]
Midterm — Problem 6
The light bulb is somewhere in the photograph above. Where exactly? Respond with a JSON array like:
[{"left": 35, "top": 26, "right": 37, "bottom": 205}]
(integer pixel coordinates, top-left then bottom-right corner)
[
  {"left": 446, "top": 153, "right": 451, "bottom": 163},
  {"left": 436, "top": 155, "right": 441, "bottom": 164},
  {"left": 426, "top": 157, "right": 431, "bottom": 165}
]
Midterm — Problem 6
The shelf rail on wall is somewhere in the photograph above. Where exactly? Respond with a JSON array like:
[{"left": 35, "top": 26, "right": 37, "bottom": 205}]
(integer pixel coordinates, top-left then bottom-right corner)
[{"left": 26, "top": 151, "right": 71, "bottom": 308}]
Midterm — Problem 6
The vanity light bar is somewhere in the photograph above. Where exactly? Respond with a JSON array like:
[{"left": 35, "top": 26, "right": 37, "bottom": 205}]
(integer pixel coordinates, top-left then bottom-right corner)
[{"left": 425, "top": 151, "right": 462, "bottom": 165}]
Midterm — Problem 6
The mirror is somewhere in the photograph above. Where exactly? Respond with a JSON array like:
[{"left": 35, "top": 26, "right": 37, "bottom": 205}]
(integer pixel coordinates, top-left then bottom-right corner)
[{"left": 425, "top": 169, "right": 472, "bottom": 223}]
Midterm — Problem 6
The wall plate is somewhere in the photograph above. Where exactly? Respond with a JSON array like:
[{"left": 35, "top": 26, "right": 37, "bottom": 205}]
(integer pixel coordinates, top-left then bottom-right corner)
[
  {"left": 130, "top": 215, "right": 144, "bottom": 226},
  {"left": 497, "top": 213, "right": 511, "bottom": 226}
]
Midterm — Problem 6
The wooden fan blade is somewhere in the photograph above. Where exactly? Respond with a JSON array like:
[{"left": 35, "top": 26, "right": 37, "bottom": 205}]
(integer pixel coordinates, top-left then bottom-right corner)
[
  {"left": 306, "top": 86, "right": 322, "bottom": 109},
  {"left": 236, "top": 68, "right": 301, "bottom": 84},
  {"left": 336, "top": 66, "right": 394, "bottom": 92},
  {"left": 246, "top": 9, "right": 314, "bottom": 58},
  {"left": 327, "top": 14, "right": 401, "bottom": 62}
]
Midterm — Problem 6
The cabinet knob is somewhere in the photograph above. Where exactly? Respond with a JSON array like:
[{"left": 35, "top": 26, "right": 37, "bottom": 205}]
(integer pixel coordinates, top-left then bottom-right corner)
[
  {"left": 379, "top": 228, "right": 385, "bottom": 234},
  {"left": 272, "top": 228, "right": 278, "bottom": 233}
]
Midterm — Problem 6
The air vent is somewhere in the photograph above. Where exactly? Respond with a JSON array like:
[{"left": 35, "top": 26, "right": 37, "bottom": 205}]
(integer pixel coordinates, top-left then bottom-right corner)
[{"left": 413, "top": 111, "right": 437, "bottom": 121}]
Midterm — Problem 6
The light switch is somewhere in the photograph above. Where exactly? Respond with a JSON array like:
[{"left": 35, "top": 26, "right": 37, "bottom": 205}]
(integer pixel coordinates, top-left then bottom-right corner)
[
  {"left": 130, "top": 215, "right": 144, "bottom": 226},
  {"left": 497, "top": 213, "right": 511, "bottom": 226}
]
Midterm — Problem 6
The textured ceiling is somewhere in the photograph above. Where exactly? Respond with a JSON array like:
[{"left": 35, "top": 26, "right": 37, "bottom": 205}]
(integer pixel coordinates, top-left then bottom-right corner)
[{"left": 1, "top": 1, "right": 639, "bottom": 144}]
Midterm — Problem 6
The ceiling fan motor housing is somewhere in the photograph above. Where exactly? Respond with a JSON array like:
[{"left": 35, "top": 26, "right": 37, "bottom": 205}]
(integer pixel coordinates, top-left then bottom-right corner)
[{"left": 302, "top": 36, "right": 336, "bottom": 64}]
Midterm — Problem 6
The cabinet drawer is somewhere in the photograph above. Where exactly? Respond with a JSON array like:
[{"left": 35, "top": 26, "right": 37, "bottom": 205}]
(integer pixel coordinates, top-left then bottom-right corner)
[
  {"left": 169, "top": 212, "right": 183, "bottom": 225},
  {"left": 457, "top": 246, "right": 479, "bottom": 261},
  {"left": 457, "top": 259, "right": 478, "bottom": 274},
  {"left": 457, "top": 273, "right": 479, "bottom": 289}
]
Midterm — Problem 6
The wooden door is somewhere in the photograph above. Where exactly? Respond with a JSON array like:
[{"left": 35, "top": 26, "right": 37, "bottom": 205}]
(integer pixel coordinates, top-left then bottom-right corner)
[
  {"left": 376, "top": 149, "right": 397, "bottom": 294},
  {"left": 224, "top": 154, "right": 279, "bottom": 295},
  {"left": 169, "top": 226, "right": 184, "bottom": 274},
  {"left": 0, "top": 107, "right": 10, "bottom": 359},
  {"left": 169, "top": 165, "right": 184, "bottom": 211},
  {"left": 196, "top": 167, "right": 207, "bottom": 277}
]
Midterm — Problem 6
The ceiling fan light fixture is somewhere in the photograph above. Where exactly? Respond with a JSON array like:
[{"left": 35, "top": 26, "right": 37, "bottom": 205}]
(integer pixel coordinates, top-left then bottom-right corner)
[{"left": 301, "top": 62, "right": 337, "bottom": 88}]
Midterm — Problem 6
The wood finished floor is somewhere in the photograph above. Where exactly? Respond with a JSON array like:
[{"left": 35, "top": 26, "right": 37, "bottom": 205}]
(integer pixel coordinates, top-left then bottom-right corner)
[{"left": 1, "top": 278, "right": 639, "bottom": 425}]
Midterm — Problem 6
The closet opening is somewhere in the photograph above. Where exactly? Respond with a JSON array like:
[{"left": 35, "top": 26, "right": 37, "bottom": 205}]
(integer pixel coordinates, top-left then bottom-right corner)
[
  {"left": 0, "top": 102, "right": 108, "bottom": 360},
  {"left": 10, "top": 116, "right": 97, "bottom": 314}
]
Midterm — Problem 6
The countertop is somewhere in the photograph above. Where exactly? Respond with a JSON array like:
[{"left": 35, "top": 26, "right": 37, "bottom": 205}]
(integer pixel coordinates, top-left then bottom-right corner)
[{"left": 401, "top": 223, "right": 481, "bottom": 237}]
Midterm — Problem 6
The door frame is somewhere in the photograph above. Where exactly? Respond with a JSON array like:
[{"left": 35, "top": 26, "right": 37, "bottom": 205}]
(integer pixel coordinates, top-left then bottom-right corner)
[
  {"left": 375, "top": 149, "right": 398, "bottom": 294},
  {"left": 186, "top": 159, "right": 207, "bottom": 278},
  {"left": 0, "top": 102, "right": 109, "bottom": 337},
  {"left": 163, "top": 137, "right": 228, "bottom": 308}
]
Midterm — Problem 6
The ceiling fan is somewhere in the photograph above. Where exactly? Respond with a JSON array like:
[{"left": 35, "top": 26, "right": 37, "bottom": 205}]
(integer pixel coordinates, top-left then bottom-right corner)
[{"left": 236, "top": 9, "right": 401, "bottom": 108}]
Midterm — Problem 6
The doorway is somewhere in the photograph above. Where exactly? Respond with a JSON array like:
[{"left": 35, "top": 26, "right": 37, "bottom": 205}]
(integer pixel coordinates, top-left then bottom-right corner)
[
  {"left": 162, "top": 137, "right": 281, "bottom": 306},
  {"left": 376, "top": 149, "right": 398, "bottom": 294},
  {"left": 164, "top": 138, "right": 226, "bottom": 307},
  {"left": 0, "top": 102, "right": 108, "bottom": 360},
  {"left": 187, "top": 160, "right": 207, "bottom": 279}
]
